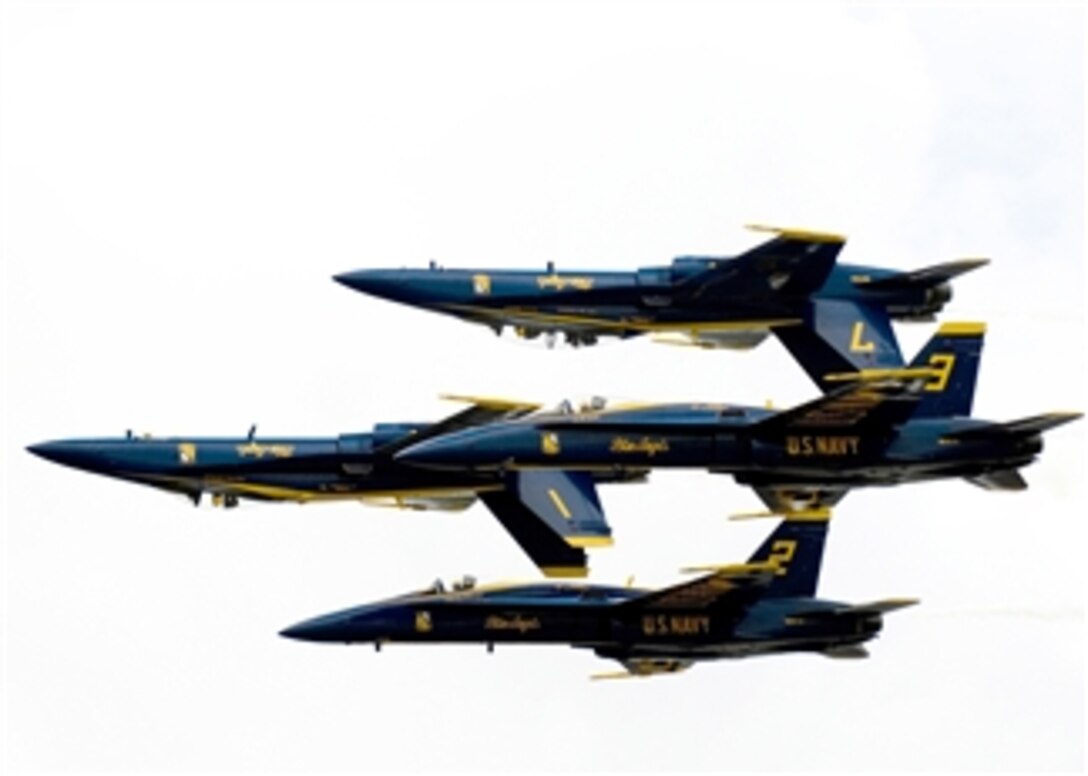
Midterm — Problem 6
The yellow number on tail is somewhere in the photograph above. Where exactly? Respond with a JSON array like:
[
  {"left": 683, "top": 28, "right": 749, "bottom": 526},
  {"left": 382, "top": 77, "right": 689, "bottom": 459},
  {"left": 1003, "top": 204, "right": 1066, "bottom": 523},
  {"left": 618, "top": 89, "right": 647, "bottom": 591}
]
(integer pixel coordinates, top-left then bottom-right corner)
[
  {"left": 768, "top": 539, "right": 797, "bottom": 575},
  {"left": 925, "top": 353, "right": 956, "bottom": 392}
]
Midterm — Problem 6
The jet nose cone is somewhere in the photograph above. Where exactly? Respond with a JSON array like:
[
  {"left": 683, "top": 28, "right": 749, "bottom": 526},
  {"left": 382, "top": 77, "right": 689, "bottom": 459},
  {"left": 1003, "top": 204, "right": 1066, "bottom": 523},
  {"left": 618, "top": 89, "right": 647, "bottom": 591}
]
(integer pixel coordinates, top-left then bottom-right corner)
[
  {"left": 333, "top": 269, "right": 393, "bottom": 296},
  {"left": 279, "top": 612, "right": 349, "bottom": 643},
  {"left": 332, "top": 270, "right": 364, "bottom": 290},
  {"left": 27, "top": 440, "right": 90, "bottom": 468}
]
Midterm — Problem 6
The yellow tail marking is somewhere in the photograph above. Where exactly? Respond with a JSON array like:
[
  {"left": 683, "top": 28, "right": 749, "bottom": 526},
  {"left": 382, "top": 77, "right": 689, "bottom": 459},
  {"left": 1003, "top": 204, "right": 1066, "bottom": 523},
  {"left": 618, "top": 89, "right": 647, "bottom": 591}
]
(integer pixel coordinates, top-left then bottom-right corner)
[
  {"left": 936, "top": 321, "right": 986, "bottom": 336},
  {"left": 849, "top": 321, "right": 875, "bottom": 353}
]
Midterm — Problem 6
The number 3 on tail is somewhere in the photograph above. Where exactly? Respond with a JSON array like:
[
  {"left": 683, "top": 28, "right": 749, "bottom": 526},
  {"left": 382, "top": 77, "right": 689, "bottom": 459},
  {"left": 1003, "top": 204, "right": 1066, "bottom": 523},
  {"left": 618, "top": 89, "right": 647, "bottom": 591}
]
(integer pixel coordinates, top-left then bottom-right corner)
[{"left": 926, "top": 354, "right": 956, "bottom": 392}]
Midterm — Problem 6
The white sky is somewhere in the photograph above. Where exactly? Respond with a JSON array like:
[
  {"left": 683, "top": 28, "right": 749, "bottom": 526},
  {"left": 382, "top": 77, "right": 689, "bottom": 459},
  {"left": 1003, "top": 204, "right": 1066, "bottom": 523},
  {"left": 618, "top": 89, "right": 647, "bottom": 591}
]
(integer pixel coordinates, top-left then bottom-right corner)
[{"left": 2, "top": 2, "right": 1084, "bottom": 772}]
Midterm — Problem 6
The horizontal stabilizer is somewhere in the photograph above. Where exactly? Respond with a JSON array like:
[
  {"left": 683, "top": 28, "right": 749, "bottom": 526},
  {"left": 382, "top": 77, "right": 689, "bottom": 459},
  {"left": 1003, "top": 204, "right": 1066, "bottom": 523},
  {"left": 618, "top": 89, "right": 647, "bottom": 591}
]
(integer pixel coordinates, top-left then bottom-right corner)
[
  {"left": 941, "top": 412, "right": 1083, "bottom": 442},
  {"left": 787, "top": 598, "right": 919, "bottom": 625},
  {"left": 839, "top": 598, "right": 920, "bottom": 617},
  {"left": 854, "top": 258, "right": 989, "bottom": 290},
  {"left": 966, "top": 469, "right": 1028, "bottom": 491},
  {"left": 821, "top": 645, "right": 869, "bottom": 659}
]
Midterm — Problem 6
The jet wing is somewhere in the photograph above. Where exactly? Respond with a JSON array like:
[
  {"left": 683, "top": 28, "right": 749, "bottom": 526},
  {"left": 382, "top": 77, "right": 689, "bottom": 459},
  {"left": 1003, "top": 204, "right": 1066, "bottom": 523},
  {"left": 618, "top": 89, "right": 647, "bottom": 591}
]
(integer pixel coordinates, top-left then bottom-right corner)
[
  {"left": 374, "top": 395, "right": 542, "bottom": 456},
  {"left": 479, "top": 470, "right": 613, "bottom": 578},
  {"left": 747, "top": 378, "right": 920, "bottom": 438},
  {"left": 940, "top": 412, "right": 1083, "bottom": 442},
  {"left": 853, "top": 258, "right": 989, "bottom": 290},
  {"left": 674, "top": 224, "right": 845, "bottom": 304},
  {"left": 622, "top": 562, "right": 779, "bottom": 610}
]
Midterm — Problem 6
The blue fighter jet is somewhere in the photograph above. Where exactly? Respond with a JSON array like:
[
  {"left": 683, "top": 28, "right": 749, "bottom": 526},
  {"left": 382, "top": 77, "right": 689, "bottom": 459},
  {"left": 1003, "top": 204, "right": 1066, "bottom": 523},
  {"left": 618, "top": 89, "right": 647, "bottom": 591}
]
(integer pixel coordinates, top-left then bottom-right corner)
[
  {"left": 281, "top": 511, "right": 918, "bottom": 678},
  {"left": 394, "top": 324, "right": 1081, "bottom": 513},
  {"left": 336, "top": 224, "right": 988, "bottom": 389},
  {"left": 27, "top": 397, "right": 645, "bottom": 578}
]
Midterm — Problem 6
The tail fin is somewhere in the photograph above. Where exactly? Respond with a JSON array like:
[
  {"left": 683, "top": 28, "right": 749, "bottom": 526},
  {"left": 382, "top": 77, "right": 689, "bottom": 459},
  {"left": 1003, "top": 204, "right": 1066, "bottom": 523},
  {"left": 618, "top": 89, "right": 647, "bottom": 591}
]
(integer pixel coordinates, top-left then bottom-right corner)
[
  {"left": 744, "top": 513, "right": 830, "bottom": 599},
  {"left": 773, "top": 300, "right": 904, "bottom": 394},
  {"left": 905, "top": 322, "right": 985, "bottom": 418}
]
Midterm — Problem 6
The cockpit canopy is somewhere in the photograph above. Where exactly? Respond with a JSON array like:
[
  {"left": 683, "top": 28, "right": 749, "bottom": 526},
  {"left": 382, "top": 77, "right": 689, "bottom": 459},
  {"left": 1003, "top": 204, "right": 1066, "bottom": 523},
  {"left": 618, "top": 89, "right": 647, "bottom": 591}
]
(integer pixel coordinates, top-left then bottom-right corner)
[
  {"left": 540, "top": 395, "right": 609, "bottom": 417},
  {"left": 423, "top": 574, "right": 477, "bottom": 595}
]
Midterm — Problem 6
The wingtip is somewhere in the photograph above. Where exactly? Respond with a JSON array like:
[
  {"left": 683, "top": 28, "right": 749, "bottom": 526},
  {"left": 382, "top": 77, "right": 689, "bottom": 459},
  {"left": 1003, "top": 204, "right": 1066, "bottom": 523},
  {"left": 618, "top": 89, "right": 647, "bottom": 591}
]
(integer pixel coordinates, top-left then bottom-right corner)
[{"left": 744, "top": 223, "right": 846, "bottom": 243}]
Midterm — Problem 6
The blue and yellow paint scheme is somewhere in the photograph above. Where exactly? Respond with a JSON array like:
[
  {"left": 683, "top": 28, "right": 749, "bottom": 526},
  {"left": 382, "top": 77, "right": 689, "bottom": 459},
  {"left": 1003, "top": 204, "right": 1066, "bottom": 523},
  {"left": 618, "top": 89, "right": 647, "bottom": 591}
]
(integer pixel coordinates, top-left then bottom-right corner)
[
  {"left": 281, "top": 512, "right": 918, "bottom": 677},
  {"left": 336, "top": 224, "right": 987, "bottom": 389},
  {"left": 394, "top": 324, "right": 1081, "bottom": 514},
  {"left": 26, "top": 398, "right": 643, "bottom": 578}
]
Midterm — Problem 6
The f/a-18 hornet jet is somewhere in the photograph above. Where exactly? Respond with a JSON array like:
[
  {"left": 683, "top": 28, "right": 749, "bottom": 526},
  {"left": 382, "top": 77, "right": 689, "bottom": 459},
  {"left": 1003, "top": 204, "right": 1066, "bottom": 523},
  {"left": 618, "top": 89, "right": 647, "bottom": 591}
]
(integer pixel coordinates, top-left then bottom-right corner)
[
  {"left": 335, "top": 224, "right": 987, "bottom": 383},
  {"left": 395, "top": 323, "right": 1081, "bottom": 514},
  {"left": 281, "top": 511, "right": 917, "bottom": 678},
  {"left": 27, "top": 397, "right": 645, "bottom": 578}
]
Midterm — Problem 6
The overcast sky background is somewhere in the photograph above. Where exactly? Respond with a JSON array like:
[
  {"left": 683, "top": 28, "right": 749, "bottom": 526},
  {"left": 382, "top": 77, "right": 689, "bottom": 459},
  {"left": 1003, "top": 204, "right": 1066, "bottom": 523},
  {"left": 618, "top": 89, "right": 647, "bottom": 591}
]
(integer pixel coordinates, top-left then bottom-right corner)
[{"left": 3, "top": 2, "right": 1084, "bottom": 772}]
